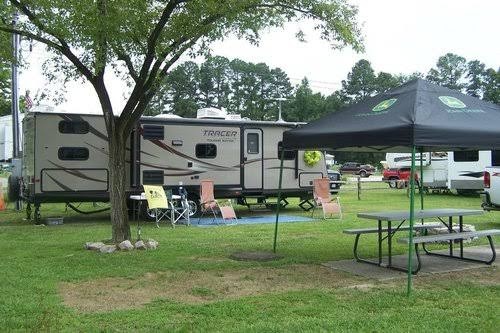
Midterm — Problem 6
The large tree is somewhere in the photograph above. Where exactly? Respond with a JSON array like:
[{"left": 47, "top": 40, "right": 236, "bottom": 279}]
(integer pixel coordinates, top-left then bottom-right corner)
[
  {"left": 341, "top": 59, "right": 377, "bottom": 102},
  {"left": 426, "top": 53, "right": 467, "bottom": 91},
  {"left": 465, "top": 60, "right": 486, "bottom": 98},
  {"left": 483, "top": 67, "right": 500, "bottom": 105},
  {"left": 0, "top": 0, "right": 362, "bottom": 242},
  {"left": 0, "top": 33, "right": 12, "bottom": 116}
]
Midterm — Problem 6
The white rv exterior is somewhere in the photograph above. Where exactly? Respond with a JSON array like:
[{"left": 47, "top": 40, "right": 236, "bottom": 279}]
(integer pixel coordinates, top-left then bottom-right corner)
[
  {"left": 0, "top": 114, "right": 24, "bottom": 161},
  {"left": 21, "top": 112, "right": 114, "bottom": 204},
  {"left": 385, "top": 151, "right": 495, "bottom": 192},
  {"left": 20, "top": 111, "right": 326, "bottom": 214},
  {"left": 446, "top": 151, "right": 491, "bottom": 191},
  {"left": 385, "top": 152, "right": 448, "bottom": 189}
]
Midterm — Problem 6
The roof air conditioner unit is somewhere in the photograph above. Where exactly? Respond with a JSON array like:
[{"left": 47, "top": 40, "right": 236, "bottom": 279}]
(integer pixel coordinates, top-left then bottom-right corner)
[{"left": 197, "top": 107, "right": 227, "bottom": 119}]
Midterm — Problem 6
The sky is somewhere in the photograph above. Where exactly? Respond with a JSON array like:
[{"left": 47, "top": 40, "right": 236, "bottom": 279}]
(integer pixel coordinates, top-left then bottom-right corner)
[{"left": 19, "top": 0, "right": 500, "bottom": 114}]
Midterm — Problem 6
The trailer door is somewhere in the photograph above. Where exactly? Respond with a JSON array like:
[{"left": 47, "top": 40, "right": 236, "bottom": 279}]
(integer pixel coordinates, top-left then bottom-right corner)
[{"left": 243, "top": 129, "right": 263, "bottom": 190}]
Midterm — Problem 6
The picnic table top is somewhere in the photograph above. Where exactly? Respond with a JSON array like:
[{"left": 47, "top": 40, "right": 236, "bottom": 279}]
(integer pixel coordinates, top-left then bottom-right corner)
[{"left": 357, "top": 208, "right": 484, "bottom": 221}]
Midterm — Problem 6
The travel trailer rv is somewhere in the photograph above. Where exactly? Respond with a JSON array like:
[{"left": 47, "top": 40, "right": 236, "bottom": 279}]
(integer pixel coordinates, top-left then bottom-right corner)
[
  {"left": 385, "top": 151, "right": 495, "bottom": 193},
  {"left": 16, "top": 111, "right": 327, "bottom": 220}
]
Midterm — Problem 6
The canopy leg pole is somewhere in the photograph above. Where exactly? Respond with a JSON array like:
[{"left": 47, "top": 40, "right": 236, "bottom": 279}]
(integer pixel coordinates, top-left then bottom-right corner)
[
  {"left": 420, "top": 149, "right": 424, "bottom": 211},
  {"left": 407, "top": 146, "right": 417, "bottom": 297},
  {"left": 273, "top": 149, "right": 285, "bottom": 253}
]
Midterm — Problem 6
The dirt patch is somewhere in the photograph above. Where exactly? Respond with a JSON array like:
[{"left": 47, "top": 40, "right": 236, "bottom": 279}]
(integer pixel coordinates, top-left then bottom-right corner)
[
  {"left": 414, "top": 265, "right": 500, "bottom": 287},
  {"left": 60, "top": 263, "right": 500, "bottom": 313},
  {"left": 59, "top": 264, "right": 364, "bottom": 312}
]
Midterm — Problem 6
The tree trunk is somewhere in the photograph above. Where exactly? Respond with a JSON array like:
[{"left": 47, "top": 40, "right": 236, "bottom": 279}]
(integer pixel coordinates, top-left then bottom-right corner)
[{"left": 108, "top": 129, "right": 131, "bottom": 242}]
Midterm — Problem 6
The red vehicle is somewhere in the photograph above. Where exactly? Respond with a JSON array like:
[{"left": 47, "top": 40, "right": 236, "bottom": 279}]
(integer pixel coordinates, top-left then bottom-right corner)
[{"left": 383, "top": 167, "right": 419, "bottom": 188}]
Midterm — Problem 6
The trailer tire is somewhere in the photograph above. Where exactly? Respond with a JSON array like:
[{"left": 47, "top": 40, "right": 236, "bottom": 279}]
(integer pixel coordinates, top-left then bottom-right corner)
[
  {"left": 187, "top": 193, "right": 201, "bottom": 217},
  {"left": 139, "top": 202, "right": 157, "bottom": 221},
  {"left": 7, "top": 175, "right": 20, "bottom": 202}
]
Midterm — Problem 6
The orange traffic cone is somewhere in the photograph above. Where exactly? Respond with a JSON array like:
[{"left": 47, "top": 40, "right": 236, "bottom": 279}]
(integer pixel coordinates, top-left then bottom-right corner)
[{"left": 0, "top": 191, "right": 6, "bottom": 211}]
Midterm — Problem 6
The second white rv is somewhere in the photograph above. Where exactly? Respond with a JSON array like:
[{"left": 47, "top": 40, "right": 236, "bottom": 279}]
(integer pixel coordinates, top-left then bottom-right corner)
[{"left": 385, "top": 151, "right": 497, "bottom": 193}]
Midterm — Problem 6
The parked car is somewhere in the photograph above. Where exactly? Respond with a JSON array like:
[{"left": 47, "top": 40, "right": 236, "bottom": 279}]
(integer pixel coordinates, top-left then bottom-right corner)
[
  {"left": 481, "top": 166, "right": 500, "bottom": 211},
  {"left": 382, "top": 167, "right": 419, "bottom": 188},
  {"left": 327, "top": 170, "right": 342, "bottom": 193},
  {"left": 339, "top": 162, "right": 375, "bottom": 177}
]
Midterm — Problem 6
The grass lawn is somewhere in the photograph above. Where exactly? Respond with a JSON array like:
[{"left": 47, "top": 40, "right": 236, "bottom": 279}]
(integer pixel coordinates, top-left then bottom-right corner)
[{"left": 1, "top": 184, "right": 499, "bottom": 332}]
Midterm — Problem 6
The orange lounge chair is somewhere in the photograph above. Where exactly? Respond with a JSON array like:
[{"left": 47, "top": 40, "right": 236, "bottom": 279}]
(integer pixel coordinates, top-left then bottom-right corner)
[
  {"left": 312, "top": 178, "right": 342, "bottom": 219},
  {"left": 218, "top": 199, "right": 238, "bottom": 225},
  {"left": 199, "top": 179, "right": 219, "bottom": 222}
]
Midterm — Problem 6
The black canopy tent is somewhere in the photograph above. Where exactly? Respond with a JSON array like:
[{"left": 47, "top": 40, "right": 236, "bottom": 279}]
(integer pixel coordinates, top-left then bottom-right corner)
[{"left": 272, "top": 78, "right": 500, "bottom": 295}]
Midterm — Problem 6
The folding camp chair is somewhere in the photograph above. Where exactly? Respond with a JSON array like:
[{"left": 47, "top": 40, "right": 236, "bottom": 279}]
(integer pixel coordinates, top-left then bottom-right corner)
[
  {"left": 199, "top": 179, "right": 220, "bottom": 223},
  {"left": 165, "top": 189, "right": 191, "bottom": 226},
  {"left": 311, "top": 178, "right": 342, "bottom": 219},
  {"left": 217, "top": 199, "right": 238, "bottom": 225},
  {"left": 143, "top": 185, "right": 173, "bottom": 227}
]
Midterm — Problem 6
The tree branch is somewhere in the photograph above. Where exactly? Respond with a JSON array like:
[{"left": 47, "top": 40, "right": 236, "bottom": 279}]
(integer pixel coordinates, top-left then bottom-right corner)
[
  {"left": 114, "top": 47, "right": 139, "bottom": 82},
  {"left": 120, "top": 0, "right": 187, "bottom": 121},
  {"left": 122, "top": 36, "right": 198, "bottom": 134},
  {"left": 9, "top": 0, "right": 96, "bottom": 82},
  {"left": 94, "top": 0, "right": 109, "bottom": 79}
]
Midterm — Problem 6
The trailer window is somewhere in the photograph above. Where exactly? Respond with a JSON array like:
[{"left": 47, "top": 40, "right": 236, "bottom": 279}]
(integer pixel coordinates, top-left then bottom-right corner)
[
  {"left": 196, "top": 144, "right": 217, "bottom": 159},
  {"left": 58, "top": 120, "right": 89, "bottom": 134},
  {"left": 453, "top": 150, "right": 479, "bottom": 162},
  {"left": 143, "top": 125, "right": 164, "bottom": 140},
  {"left": 277, "top": 142, "right": 297, "bottom": 160},
  {"left": 58, "top": 147, "right": 89, "bottom": 161},
  {"left": 492, "top": 150, "right": 500, "bottom": 166},
  {"left": 247, "top": 133, "right": 259, "bottom": 154},
  {"left": 142, "top": 170, "right": 164, "bottom": 184}
]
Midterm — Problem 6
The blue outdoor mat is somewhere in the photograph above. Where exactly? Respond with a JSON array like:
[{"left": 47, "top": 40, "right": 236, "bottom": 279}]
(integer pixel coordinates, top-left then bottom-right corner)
[{"left": 189, "top": 214, "right": 314, "bottom": 227}]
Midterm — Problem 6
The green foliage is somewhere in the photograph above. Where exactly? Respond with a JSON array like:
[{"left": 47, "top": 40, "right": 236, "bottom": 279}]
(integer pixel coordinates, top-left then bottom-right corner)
[
  {"left": 333, "top": 151, "right": 385, "bottom": 167},
  {"left": 341, "top": 59, "right": 377, "bottom": 102},
  {"left": 483, "top": 67, "right": 500, "bottom": 104},
  {"left": 466, "top": 60, "right": 487, "bottom": 98},
  {"left": 426, "top": 53, "right": 468, "bottom": 91},
  {"left": 0, "top": 41, "right": 11, "bottom": 116},
  {"left": 147, "top": 56, "right": 294, "bottom": 119},
  {"left": 286, "top": 78, "right": 326, "bottom": 121}
]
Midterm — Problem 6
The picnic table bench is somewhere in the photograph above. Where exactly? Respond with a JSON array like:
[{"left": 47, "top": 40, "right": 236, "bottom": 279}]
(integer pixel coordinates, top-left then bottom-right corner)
[
  {"left": 398, "top": 229, "right": 500, "bottom": 273},
  {"left": 343, "top": 209, "right": 498, "bottom": 274},
  {"left": 343, "top": 223, "right": 442, "bottom": 271}
]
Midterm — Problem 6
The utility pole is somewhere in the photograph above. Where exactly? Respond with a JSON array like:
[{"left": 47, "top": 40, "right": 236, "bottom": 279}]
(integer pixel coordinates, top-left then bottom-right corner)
[
  {"left": 11, "top": 12, "right": 22, "bottom": 211},
  {"left": 11, "top": 12, "right": 20, "bottom": 159}
]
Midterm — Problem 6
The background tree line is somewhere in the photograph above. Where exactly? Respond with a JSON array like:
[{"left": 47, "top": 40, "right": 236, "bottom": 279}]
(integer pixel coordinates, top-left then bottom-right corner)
[
  {"left": 145, "top": 52, "right": 498, "bottom": 166},
  {"left": 148, "top": 52, "right": 499, "bottom": 122}
]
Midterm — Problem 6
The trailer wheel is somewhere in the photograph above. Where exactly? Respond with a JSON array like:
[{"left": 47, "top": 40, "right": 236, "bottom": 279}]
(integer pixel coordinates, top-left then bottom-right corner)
[
  {"left": 187, "top": 193, "right": 201, "bottom": 217},
  {"left": 138, "top": 202, "right": 157, "bottom": 221}
]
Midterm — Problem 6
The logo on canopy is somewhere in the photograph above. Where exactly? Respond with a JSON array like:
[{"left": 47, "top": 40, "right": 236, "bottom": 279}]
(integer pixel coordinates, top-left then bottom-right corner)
[
  {"left": 439, "top": 96, "right": 466, "bottom": 109},
  {"left": 372, "top": 98, "right": 397, "bottom": 112}
]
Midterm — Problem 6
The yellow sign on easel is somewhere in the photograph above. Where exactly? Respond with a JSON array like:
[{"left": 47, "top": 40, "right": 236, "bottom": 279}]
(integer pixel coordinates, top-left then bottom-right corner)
[{"left": 143, "top": 185, "right": 168, "bottom": 209}]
